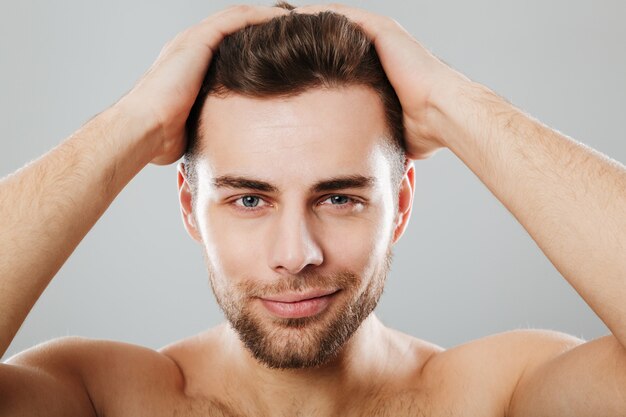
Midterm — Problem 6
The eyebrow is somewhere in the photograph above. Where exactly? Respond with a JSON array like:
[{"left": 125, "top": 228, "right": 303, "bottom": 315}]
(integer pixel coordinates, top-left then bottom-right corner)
[{"left": 212, "top": 175, "right": 376, "bottom": 193}]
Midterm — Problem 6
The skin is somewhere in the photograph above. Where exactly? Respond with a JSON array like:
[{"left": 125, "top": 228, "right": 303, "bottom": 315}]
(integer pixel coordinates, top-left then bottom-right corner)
[
  {"left": 180, "top": 87, "right": 402, "bottom": 372},
  {"left": 172, "top": 86, "right": 416, "bottom": 412},
  {"left": 1, "top": 3, "right": 625, "bottom": 417}
]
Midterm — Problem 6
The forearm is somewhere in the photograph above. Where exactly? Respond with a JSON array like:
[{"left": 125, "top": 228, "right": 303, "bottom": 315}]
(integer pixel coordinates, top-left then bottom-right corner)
[
  {"left": 430, "top": 82, "right": 626, "bottom": 345},
  {"left": 0, "top": 103, "right": 159, "bottom": 357}
]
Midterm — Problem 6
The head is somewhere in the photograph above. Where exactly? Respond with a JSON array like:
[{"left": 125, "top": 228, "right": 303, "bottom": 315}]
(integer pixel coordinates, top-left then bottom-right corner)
[{"left": 178, "top": 3, "right": 415, "bottom": 369}]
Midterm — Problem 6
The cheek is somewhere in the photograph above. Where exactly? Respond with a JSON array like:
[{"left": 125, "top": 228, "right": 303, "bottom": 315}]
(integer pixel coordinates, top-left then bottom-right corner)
[
  {"left": 197, "top": 208, "right": 266, "bottom": 280},
  {"left": 317, "top": 214, "right": 393, "bottom": 278}
]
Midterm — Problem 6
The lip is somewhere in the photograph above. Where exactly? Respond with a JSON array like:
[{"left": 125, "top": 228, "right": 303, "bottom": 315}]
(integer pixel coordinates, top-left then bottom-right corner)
[
  {"left": 261, "top": 289, "right": 340, "bottom": 303},
  {"left": 259, "top": 289, "right": 340, "bottom": 319}
]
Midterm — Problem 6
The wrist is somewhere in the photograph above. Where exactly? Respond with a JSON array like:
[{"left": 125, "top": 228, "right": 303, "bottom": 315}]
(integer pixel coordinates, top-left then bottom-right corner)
[
  {"left": 105, "top": 97, "right": 164, "bottom": 163},
  {"left": 424, "top": 79, "right": 504, "bottom": 153},
  {"left": 71, "top": 99, "right": 163, "bottom": 190}
]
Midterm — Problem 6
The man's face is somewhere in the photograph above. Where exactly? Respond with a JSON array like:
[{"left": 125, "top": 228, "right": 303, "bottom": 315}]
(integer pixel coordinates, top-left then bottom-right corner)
[{"left": 178, "top": 86, "right": 413, "bottom": 369}]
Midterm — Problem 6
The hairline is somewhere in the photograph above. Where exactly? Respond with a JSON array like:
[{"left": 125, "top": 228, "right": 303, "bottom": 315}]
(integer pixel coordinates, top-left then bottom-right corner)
[{"left": 185, "top": 85, "right": 406, "bottom": 178}]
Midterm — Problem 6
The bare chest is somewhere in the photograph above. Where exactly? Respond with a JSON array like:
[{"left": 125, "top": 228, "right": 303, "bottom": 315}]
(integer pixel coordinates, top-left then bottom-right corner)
[{"left": 163, "top": 389, "right": 454, "bottom": 417}]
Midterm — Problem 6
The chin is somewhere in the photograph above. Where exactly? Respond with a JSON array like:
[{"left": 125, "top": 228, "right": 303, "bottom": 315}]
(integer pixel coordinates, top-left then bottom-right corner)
[{"left": 229, "top": 290, "right": 379, "bottom": 370}]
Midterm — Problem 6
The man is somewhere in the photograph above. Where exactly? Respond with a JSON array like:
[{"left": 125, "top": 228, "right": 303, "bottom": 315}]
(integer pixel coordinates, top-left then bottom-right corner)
[{"left": 1, "top": 3, "right": 624, "bottom": 416}]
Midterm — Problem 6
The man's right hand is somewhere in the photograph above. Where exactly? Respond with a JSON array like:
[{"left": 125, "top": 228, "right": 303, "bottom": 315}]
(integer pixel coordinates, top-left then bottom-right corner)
[
  {"left": 117, "top": 5, "right": 289, "bottom": 166},
  {"left": 0, "top": 6, "right": 287, "bottom": 416}
]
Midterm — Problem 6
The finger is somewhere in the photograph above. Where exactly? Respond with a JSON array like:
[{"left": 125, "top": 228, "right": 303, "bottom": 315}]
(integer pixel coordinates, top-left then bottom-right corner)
[
  {"left": 293, "top": 3, "right": 399, "bottom": 45},
  {"left": 293, "top": 4, "right": 426, "bottom": 102},
  {"left": 187, "top": 5, "right": 291, "bottom": 55}
]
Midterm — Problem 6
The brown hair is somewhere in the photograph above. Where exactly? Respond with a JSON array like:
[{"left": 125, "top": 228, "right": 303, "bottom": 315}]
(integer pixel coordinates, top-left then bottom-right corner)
[{"left": 184, "top": 1, "right": 406, "bottom": 199}]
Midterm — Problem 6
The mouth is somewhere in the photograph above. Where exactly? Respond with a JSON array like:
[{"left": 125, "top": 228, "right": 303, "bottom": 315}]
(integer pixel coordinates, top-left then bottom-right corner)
[
  {"left": 262, "top": 289, "right": 340, "bottom": 303},
  {"left": 259, "top": 289, "right": 341, "bottom": 319}
]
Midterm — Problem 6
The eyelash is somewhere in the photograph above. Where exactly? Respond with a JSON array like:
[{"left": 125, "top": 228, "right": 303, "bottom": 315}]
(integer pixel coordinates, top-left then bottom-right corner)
[{"left": 230, "top": 195, "right": 364, "bottom": 213}]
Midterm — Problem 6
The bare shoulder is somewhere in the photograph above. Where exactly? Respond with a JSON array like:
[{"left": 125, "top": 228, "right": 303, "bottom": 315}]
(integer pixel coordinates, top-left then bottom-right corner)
[
  {"left": 432, "top": 328, "right": 586, "bottom": 365},
  {"left": 420, "top": 328, "right": 586, "bottom": 415},
  {"left": 157, "top": 324, "right": 229, "bottom": 395},
  {"left": 6, "top": 336, "right": 186, "bottom": 415}
]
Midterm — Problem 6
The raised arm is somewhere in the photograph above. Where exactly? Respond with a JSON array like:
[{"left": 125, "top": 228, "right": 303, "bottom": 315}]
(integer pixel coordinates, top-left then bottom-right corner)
[
  {"left": 0, "top": 5, "right": 288, "bottom": 415},
  {"left": 0, "top": 95, "right": 158, "bottom": 357},
  {"left": 296, "top": 3, "right": 626, "bottom": 416}
]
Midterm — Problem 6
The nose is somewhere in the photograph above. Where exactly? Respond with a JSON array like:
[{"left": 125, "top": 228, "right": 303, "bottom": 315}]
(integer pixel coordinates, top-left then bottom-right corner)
[{"left": 268, "top": 209, "right": 324, "bottom": 275}]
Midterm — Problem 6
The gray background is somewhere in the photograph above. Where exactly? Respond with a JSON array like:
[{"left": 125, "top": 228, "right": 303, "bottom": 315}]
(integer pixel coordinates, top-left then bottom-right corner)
[{"left": 2, "top": 0, "right": 624, "bottom": 360}]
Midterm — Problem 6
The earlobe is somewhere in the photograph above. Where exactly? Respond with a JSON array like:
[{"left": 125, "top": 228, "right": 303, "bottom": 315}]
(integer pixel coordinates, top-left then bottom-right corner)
[
  {"left": 392, "top": 161, "right": 415, "bottom": 244},
  {"left": 177, "top": 162, "right": 202, "bottom": 243}
]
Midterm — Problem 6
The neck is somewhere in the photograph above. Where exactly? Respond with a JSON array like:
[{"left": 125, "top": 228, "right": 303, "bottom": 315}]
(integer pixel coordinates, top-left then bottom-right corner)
[{"left": 221, "top": 313, "right": 391, "bottom": 414}]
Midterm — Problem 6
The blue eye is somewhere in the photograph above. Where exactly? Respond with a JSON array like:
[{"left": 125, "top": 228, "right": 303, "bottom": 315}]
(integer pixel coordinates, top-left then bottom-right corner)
[
  {"left": 329, "top": 195, "right": 350, "bottom": 205},
  {"left": 241, "top": 195, "right": 260, "bottom": 208},
  {"left": 321, "top": 195, "right": 364, "bottom": 211},
  {"left": 232, "top": 195, "right": 267, "bottom": 211}
]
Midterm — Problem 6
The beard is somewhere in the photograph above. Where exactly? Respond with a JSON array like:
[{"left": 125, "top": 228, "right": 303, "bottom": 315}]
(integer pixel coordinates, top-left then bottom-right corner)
[{"left": 204, "top": 246, "right": 393, "bottom": 370}]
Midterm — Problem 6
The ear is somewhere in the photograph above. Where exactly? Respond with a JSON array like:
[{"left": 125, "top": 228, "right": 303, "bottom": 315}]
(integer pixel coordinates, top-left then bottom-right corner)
[
  {"left": 391, "top": 160, "right": 415, "bottom": 244},
  {"left": 177, "top": 162, "right": 202, "bottom": 243}
]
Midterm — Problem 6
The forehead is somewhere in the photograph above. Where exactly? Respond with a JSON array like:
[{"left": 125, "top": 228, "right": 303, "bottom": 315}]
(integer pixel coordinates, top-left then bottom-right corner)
[{"left": 195, "top": 85, "right": 392, "bottom": 190}]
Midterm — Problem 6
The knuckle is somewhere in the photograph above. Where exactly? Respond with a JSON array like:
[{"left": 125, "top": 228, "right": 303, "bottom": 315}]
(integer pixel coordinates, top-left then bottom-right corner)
[
  {"left": 326, "top": 3, "right": 343, "bottom": 12},
  {"left": 381, "top": 16, "right": 402, "bottom": 30},
  {"left": 228, "top": 4, "right": 254, "bottom": 14},
  {"left": 380, "top": 15, "right": 395, "bottom": 25}
]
